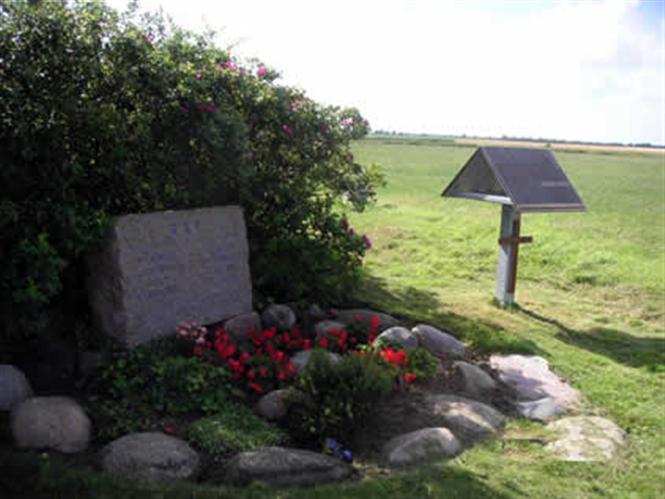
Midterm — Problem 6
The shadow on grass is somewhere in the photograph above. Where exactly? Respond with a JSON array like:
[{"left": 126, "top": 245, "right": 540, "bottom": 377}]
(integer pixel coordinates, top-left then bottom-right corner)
[
  {"left": 354, "top": 274, "right": 543, "bottom": 356},
  {"left": 517, "top": 306, "right": 665, "bottom": 373},
  {"left": 0, "top": 443, "right": 515, "bottom": 499}
]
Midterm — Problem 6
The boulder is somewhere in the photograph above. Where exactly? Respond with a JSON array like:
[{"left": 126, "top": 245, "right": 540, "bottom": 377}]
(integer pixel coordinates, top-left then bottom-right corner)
[
  {"left": 224, "top": 312, "right": 262, "bottom": 338},
  {"left": 358, "top": 392, "right": 505, "bottom": 451},
  {"left": 544, "top": 416, "right": 625, "bottom": 462},
  {"left": 451, "top": 361, "right": 498, "bottom": 401},
  {"left": 256, "top": 389, "right": 290, "bottom": 421},
  {"left": 101, "top": 432, "right": 200, "bottom": 482},
  {"left": 0, "top": 365, "right": 33, "bottom": 411},
  {"left": 375, "top": 327, "right": 419, "bottom": 350},
  {"left": 11, "top": 396, "right": 90, "bottom": 453},
  {"left": 314, "top": 320, "right": 347, "bottom": 340},
  {"left": 515, "top": 397, "right": 564, "bottom": 422},
  {"left": 290, "top": 350, "right": 341, "bottom": 375},
  {"left": 261, "top": 304, "right": 296, "bottom": 332},
  {"left": 381, "top": 427, "right": 462, "bottom": 467},
  {"left": 333, "top": 309, "right": 399, "bottom": 332},
  {"left": 224, "top": 446, "right": 354, "bottom": 486},
  {"left": 412, "top": 324, "right": 465, "bottom": 358},
  {"left": 489, "top": 355, "right": 581, "bottom": 411}
]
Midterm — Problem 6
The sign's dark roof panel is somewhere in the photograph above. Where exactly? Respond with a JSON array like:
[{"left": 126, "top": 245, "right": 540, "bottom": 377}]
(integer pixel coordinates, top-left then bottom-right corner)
[{"left": 442, "top": 147, "right": 586, "bottom": 212}]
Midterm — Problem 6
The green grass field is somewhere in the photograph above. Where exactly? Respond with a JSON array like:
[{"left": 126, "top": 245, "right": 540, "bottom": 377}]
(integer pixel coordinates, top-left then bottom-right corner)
[{"left": 2, "top": 137, "right": 663, "bottom": 498}]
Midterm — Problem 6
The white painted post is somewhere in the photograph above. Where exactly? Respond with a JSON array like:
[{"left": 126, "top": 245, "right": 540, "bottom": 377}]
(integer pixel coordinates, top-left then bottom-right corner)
[{"left": 495, "top": 205, "right": 521, "bottom": 307}]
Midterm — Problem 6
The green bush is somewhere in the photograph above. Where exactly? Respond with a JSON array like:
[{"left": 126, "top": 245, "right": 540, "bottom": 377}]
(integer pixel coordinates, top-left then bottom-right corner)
[
  {"left": 87, "top": 341, "right": 233, "bottom": 442},
  {"left": 405, "top": 347, "right": 440, "bottom": 380},
  {"left": 188, "top": 404, "right": 285, "bottom": 459},
  {"left": 0, "top": 0, "right": 382, "bottom": 340},
  {"left": 287, "top": 349, "right": 394, "bottom": 446}
]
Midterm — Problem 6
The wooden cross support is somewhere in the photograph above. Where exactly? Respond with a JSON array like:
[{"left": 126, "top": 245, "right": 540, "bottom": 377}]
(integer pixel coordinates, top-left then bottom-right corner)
[{"left": 495, "top": 206, "right": 532, "bottom": 307}]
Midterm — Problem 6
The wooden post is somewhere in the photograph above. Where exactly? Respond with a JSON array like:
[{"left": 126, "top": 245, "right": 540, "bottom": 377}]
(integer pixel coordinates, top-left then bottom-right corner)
[{"left": 496, "top": 205, "right": 520, "bottom": 307}]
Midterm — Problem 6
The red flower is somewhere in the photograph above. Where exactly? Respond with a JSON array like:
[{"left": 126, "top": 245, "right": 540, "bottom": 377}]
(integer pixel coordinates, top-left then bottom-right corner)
[
  {"left": 193, "top": 345, "right": 203, "bottom": 357},
  {"left": 258, "top": 367, "right": 269, "bottom": 377},
  {"left": 319, "top": 338, "right": 329, "bottom": 348},
  {"left": 281, "top": 333, "right": 291, "bottom": 343},
  {"left": 277, "top": 370, "right": 287, "bottom": 381},
  {"left": 403, "top": 372, "right": 417, "bottom": 384},
  {"left": 303, "top": 339, "right": 313, "bottom": 350},
  {"left": 285, "top": 361, "right": 297, "bottom": 376},
  {"left": 249, "top": 382, "right": 263, "bottom": 393},
  {"left": 239, "top": 352, "right": 251, "bottom": 363},
  {"left": 246, "top": 369, "right": 256, "bottom": 380},
  {"left": 163, "top": 425, "right": 176, "bottom": 435}
]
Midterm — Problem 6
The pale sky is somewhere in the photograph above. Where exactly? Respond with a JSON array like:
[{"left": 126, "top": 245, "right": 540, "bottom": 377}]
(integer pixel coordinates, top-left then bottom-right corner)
[{"left": 107, "top": 0, "right": 665, "bottom": 145}]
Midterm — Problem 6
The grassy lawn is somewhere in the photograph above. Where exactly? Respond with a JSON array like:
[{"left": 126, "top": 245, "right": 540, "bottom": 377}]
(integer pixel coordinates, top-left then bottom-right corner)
[{"left": 2, "top": 138, "right": 663, "bottom": 498}]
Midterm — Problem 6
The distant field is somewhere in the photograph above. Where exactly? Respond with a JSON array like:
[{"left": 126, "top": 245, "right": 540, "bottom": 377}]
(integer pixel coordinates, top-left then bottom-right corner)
[
  {"left": 455, "top": 137, "right": 665, "bottom": 155},
  {"left": 346, "top": 137, "right": 665, "bottom": 498}
]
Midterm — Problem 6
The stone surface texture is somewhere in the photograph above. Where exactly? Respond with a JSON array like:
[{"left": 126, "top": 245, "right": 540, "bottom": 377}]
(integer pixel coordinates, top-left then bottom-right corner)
[
  {"left": 359, "top": 392, "right": 505, "bottom": 451},
  {"left": 489, "top": 355, "right": 581, "bottom": 410},
  {"left": 376, "top": 327, "right": 419, "bottom": 350},
  {"left": 0, "top": 365, "right": 33, "bottom": 411},
  {"left": 515, "top": 397, "right": 564, "bottom": 422},
  {"left": 334, "top": 309, "right": 399, "bottom": 332},
  {"left": 451, "top": 361, "right": 498, "bottom": 401},
  {"left": 224, "top": 446, "right": 354, "bottom": 486},
  {"left": 101, "top": 432, "right": 200, "bottom": 482},
  {"left": 261, "top": 304, "right": 297, "bottom": 332},
  {"left": 86, "top": 206, "right": 253, "bottom": 347},
  {"left": 412, "top": 324, "right": 466, "bottom": 358},
  {"left": 544, "top": 416, "right": 625, "bottom": 462},
  {"left": 290, "top": 350, "right": 341, "bottom": 375},
  {"left": 11, "top": 396, "right": 90, "bottom": 453},
  {"left": 256, "top": 389, "right": 290, "bottom": 421},
  {"left": 381, "top": 427, "right": 462, "bottom": 467},
  {"left": 224, "top": 312, "right": 262, "bottom": 338}
]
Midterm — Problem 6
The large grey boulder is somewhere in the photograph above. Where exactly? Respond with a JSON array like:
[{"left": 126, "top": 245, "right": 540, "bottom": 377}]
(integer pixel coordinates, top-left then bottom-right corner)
[
  {"left": 11, "top": 396, "right": 90, "bottom": 453},
  {"left": 451, "top": 361, "right": 498, "bottom": 401},
  {"left": 412, "top": 324, "right": 465, "bottom": 358},
  {"left": 101, "top": 432, "right": 200, "bottom": 483},
  {"left": 381, "top": 427, "right": 462, "bottom": 467},
  {"left": 359, "top": 392, "right": 505, "bottom": 451},
  {"left": 224, "top": 446, "right": 354, "bottom": 486},
  {"left": 224, "top": 312, "right": 262, "bottom": 338},
  {"left": 334, "top": 309, "right": 399, "bottom": 332},
  {"left": 489, "top": 355, "right": 581, "bottom": 411},
  {"left": 290, "top": 350, "right": 341, "bottom": 375},
  {"left": 375, "top": 327, "right": 419, "bottom": 350},
  {"left": 0, "top": 365, "right": 33, "bottom": 411},
  {"left": 544, "top": 416, "right": 626, "bottom": 462},
  {"left": 261, "top": 304, "right": 296, "bottom": 332}
]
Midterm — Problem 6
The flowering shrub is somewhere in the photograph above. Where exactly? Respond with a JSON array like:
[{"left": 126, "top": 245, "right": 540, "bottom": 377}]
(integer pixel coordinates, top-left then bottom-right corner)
[{"left": 0, "top": 1, "right": 383, "bottom": 340}]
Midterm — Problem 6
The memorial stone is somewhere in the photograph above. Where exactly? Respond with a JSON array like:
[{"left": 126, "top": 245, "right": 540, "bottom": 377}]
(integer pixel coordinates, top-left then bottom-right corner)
[{"left": 86, "top": 206, "right": 253, "bottom": 347}]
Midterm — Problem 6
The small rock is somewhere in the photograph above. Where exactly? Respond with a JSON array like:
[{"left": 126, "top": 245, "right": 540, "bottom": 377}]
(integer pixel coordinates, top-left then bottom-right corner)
[
  {"left": 314, "top": 320, "right": 347, "bottom": 340},
  {"left": 516, "top": 397, "right": 564, "bottom": 422},
  {"left": 224, "top": 312, "right": 262, "bottom": 338},
  {"left": 381, "top": 427, "right": 462, "bottom": 467},
  {"left": 261, "top": 304, "right": 296, "bottom": 332},
  {"left": 412, "top": 324, "right": 465, "bottom": 358},
  {"left": 489, "top": 355, "right": 581, "bottom": 411},
  {"left": 102, "top": 432, "right": 200, "bottom": 483},
  {"left": 11, "top": 396, "right": 90, "bottom": 453},
  {"left": 334, "top": 309, "right": 399, "bottom": 332},
  {"left": 305, "top": 304, "right": 328, "bottom": 323},
  {"left": 256, "top": 389, "right": 290, "bottom": 421},
  {"left": 290, "top": 350, "right": 341, "bottom": 375},
  {"left": 544, "top": 416, "right": 625, "bottom": 462},
  {"left": 451, "top": 361, "right": 498, "bottom": 401},
  {"left": 224, "top": 446, "right": 354, "bottom": 486},
  {"left": 0, "top": 365, "right": 33, "bottom": 411},
  {"left": 375, "top": 327, "right": 419, "bottom": 350}
]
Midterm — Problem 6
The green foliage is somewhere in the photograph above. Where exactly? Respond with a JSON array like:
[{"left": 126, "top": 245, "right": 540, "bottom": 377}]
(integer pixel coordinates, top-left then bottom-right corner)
[
  {"left": 0, "top": 0, "right": 382, "bottom": 340},
  {"left": 87, "top": 342, "right": 232, "bottom": 442},
  {"left": 287, "top": 349, "right": 394, "bottom": 446},
  {"left": 405, "top": 347, "right": 439, "bottom": 380},
  {"left": 188, "top": 404, "right": 285, "bottom": 459}
]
